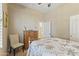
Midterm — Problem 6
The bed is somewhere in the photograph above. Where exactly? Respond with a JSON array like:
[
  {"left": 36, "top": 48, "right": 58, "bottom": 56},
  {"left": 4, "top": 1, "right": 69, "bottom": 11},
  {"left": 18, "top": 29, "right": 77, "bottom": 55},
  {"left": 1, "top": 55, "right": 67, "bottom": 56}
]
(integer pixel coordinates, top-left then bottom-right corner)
[{"left": 27, "top": 38, "right": 79, "bottom": 56}]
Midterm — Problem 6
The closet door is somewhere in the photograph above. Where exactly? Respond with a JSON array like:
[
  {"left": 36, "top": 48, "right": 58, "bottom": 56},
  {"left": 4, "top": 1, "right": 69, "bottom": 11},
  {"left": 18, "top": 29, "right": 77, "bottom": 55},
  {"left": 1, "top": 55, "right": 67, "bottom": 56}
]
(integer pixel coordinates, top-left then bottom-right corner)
[{"left": 70, "top": 15, "right": 79, "bottom": 41}]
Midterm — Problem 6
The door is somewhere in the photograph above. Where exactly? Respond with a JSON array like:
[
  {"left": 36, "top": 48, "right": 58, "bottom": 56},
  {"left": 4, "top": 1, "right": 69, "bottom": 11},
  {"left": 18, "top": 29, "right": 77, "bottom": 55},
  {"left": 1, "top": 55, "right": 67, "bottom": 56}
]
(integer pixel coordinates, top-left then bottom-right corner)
[
  {"left": 70, "top": 15, "right": 79, "bottom": 41},
  {"left": 39, "top": 21, "right": 51, "bottom": 38}
]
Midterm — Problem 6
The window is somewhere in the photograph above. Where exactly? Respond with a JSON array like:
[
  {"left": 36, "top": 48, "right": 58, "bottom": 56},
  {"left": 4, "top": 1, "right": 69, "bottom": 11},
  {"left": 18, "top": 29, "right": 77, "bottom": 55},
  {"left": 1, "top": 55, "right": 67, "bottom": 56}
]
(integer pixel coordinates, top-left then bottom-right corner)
[{"left": 0, "top": 3, "right": 2, "bottom": 48}]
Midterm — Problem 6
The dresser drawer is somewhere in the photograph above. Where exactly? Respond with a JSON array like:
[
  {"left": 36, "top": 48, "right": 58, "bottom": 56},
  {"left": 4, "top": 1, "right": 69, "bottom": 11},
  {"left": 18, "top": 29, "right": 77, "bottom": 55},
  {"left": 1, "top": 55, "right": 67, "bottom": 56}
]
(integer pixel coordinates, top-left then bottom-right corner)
[{"left": 24, "top": 31, "right": 38, "bottom": 49}]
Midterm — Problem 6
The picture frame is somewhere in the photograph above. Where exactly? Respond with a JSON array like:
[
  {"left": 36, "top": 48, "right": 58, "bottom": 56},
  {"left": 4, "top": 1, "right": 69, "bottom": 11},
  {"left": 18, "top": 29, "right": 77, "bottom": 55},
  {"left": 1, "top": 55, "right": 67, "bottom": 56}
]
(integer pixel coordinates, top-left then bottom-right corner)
[{"left": 3, "top": 11, "right": 8, "bottom": 27}]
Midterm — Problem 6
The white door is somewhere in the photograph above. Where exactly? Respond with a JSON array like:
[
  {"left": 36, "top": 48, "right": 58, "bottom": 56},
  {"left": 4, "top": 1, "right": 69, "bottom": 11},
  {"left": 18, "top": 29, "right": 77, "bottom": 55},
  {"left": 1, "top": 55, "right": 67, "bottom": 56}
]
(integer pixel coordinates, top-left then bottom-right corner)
[
  {"left": 39, "top": 21, "right": 51, "bottom": 38},
  {"left": 70, "top": 15, "right": 79, "bottom": 42}
]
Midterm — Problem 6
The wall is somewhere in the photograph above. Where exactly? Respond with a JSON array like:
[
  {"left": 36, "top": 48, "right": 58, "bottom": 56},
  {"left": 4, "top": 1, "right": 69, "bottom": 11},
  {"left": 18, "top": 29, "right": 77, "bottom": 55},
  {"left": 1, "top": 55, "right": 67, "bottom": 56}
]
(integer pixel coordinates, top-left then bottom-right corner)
[
  {"left": 45, "top": 4, "right": 79, "bottom": 40},
  {"left": 0, "top": 3, "right": 8, "bottom": 56},
  {"left": 8, "top": 4, "right": 44, "bottom": 42}
]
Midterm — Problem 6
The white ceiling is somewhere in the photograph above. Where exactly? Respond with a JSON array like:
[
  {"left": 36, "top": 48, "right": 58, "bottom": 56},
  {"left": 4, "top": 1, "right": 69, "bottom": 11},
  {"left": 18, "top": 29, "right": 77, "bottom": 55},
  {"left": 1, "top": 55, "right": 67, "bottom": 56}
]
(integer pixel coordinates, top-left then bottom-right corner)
[{"left": 19, "top": 3, "right": 63, "bottom": 14}]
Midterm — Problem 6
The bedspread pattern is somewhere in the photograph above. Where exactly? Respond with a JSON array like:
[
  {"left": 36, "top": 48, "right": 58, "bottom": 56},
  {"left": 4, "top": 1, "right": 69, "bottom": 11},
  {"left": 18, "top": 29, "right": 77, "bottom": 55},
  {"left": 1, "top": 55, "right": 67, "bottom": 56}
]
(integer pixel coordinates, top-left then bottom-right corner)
[{"left": 28, "top": 38, "right": 79, "bottom": 56}]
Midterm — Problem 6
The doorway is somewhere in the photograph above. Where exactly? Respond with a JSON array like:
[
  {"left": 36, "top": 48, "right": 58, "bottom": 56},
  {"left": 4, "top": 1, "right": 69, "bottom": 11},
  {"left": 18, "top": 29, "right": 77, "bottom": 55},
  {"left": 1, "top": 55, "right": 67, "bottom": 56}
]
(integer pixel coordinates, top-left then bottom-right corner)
[
  {"left": 70, "top": 15, "right": 79, "bottom": 42},
  {"left": 39, "top": 21, "right": 51, "bottom": 38}
]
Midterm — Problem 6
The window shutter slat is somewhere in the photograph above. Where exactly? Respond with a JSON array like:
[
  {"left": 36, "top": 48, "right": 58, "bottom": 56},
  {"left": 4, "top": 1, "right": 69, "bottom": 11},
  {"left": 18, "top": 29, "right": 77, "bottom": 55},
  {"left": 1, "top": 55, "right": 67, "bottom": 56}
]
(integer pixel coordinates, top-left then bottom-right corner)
[{"left": 0, "top": 3, "right": 2, "bottom": 48}]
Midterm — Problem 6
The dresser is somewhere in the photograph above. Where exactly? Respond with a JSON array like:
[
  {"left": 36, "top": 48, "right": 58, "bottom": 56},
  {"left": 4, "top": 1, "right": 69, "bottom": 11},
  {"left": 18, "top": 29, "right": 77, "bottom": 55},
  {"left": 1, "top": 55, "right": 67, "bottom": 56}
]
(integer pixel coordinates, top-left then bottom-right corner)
[{"left": 23, "top": 30, "right": 38, "bottom": 49}]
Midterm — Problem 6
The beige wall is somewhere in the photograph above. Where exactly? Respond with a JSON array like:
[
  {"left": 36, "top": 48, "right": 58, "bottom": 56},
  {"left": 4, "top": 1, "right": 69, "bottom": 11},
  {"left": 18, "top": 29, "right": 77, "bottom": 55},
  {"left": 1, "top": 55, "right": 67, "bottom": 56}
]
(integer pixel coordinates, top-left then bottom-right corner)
[
  {"left": 8, "top": 4, "right": 44, "bottom": 42},
  {"left": 45, "top": 4, "right": 79, "bottom": 39},
  {"left": 0, "top": 3, "right": 8, "bottom": 56}
]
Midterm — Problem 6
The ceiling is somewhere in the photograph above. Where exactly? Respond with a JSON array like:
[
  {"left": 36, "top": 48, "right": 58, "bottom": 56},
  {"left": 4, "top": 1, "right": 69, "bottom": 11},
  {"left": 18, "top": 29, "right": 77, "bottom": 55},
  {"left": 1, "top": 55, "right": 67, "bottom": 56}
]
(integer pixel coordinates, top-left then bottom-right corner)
[{"left": 19, "top": 3, "right": 63, "bottom": 14}]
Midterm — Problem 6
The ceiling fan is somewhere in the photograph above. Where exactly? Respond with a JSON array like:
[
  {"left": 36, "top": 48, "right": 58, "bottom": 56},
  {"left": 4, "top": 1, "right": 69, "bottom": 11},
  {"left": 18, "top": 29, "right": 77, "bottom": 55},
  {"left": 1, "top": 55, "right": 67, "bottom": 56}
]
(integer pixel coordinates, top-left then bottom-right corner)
[{"left": 38, "top": 3, "right": 51, "bottom": 7}]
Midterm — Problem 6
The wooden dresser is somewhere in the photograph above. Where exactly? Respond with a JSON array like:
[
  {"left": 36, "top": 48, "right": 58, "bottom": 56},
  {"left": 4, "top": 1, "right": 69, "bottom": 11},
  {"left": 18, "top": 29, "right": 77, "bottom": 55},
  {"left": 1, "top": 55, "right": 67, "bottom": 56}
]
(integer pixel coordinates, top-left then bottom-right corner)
[{"left": 23, "top": 30, "right": 38, "bottom": 49}]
